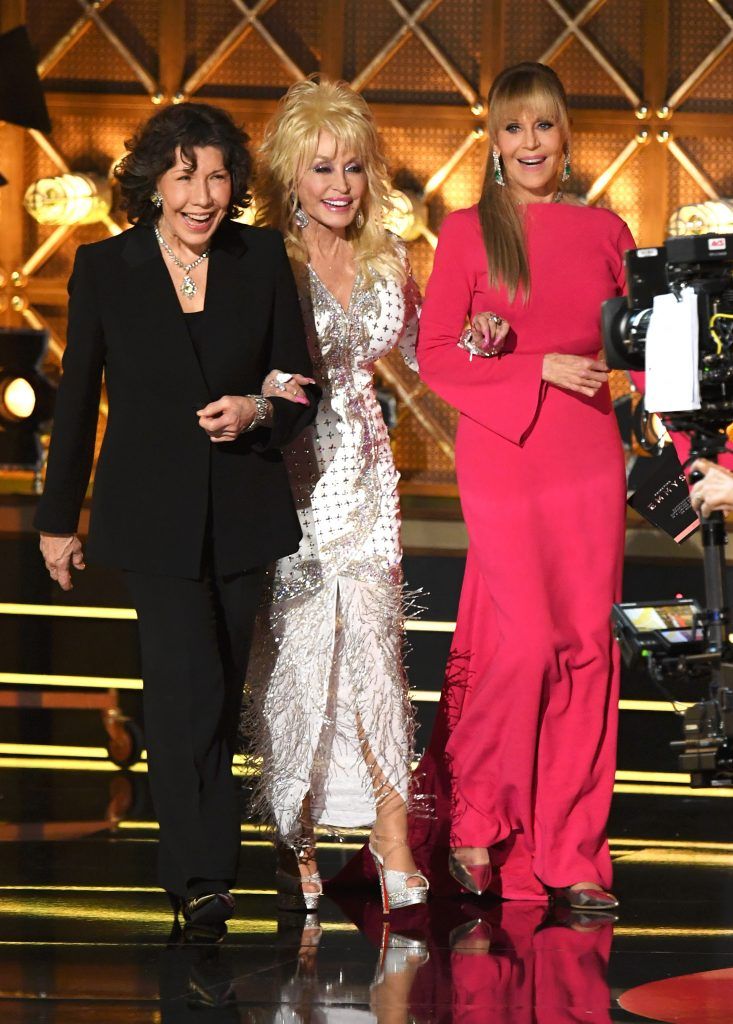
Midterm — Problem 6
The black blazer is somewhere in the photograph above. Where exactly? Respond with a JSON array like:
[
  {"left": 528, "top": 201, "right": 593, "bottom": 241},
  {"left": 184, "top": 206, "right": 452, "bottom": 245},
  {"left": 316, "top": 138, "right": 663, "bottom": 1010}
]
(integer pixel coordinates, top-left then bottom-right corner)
[{"left": 34, "top": 220, "right": 318, "bottom": 579}]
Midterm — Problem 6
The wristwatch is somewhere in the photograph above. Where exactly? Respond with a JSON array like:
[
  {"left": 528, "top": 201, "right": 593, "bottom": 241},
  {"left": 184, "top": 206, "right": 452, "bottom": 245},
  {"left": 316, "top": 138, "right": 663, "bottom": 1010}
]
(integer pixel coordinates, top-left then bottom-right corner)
[{"left": 243, "top": 394, "right": 270, "bottom": 432}]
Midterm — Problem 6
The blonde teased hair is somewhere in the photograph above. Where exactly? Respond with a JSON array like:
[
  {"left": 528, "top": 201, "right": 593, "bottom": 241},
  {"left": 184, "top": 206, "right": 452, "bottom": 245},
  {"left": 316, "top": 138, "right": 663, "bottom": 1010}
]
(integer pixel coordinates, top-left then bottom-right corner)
[
  {"left": 479, "top": 62, "right": 570, "bottom": 300},
  {"left": 255, "top": 75, "right": 405, "bottom": 284}
]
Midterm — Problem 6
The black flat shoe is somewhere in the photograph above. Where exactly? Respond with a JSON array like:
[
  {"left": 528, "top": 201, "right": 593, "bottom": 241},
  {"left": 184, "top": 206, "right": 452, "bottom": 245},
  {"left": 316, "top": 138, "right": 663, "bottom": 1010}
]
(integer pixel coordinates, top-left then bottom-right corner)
[
  {"left": 553, "top": 886, "right": 619, "bottom": 911},
  {"left": 183, "top": 891, "right": 236, "bottom": 927}
]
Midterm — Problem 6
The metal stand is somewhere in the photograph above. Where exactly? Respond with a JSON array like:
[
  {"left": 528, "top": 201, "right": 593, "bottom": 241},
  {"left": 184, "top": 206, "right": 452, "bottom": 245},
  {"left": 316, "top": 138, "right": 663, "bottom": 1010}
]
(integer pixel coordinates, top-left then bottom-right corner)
[{"left": 669, "top": 444, "right": 733, "bottom": 784}]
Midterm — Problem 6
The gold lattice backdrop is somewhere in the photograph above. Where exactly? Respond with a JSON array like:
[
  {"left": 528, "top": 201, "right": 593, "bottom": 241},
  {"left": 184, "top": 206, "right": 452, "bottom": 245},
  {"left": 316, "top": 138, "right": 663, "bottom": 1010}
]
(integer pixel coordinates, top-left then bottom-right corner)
[{"left": 2, "top": 0, "right": 733, "bottom": 493}]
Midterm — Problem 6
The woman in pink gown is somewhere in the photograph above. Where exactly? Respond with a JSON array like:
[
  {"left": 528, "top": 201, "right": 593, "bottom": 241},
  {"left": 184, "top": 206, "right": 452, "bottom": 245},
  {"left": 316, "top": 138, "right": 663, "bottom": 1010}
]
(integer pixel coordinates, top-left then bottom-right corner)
[{"left": 413, "top": 62, "right": 634, "bottom": 908}]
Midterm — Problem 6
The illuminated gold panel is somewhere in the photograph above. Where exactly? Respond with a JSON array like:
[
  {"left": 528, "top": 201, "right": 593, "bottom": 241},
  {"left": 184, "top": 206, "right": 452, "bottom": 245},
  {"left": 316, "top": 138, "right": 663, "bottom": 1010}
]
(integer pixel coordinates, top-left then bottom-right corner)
[{"left": 2, "top": 2, "right": 733, "bottom": 492}]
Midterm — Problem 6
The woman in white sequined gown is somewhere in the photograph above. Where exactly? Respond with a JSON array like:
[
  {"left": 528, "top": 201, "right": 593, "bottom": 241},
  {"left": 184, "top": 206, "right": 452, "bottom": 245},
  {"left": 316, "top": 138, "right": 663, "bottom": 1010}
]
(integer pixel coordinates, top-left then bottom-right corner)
[{"left": 246, "top": 77, "right": 428, "bottom": 912}]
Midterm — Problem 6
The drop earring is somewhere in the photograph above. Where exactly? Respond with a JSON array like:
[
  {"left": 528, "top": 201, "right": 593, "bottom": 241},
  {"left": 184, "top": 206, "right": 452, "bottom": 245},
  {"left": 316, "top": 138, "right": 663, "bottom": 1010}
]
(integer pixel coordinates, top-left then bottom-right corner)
[
  {"left": 492, "top": 149, "right": 505, "bottom": 187},
  {"left": 561, "top": 151, "right": 571, "bottom": 183},
  {"left": 150, "top": 192, "right": 163, "bottom": 208},
  {"left": 355, "top": 209, "right": 364, "bottom": 229},
  {"left": 293, "top": 205, "right": 309, "bottom": 229}
]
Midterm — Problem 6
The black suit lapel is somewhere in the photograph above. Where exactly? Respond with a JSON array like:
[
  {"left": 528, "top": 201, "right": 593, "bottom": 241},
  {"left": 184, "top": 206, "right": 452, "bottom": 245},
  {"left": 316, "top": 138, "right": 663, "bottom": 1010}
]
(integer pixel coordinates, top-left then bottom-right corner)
[
  {"left": 200, "top": 222, "right": 251, "bottom": 381},
  {"left": 121, "top": 226, "right": 211, "bottom": 406}
]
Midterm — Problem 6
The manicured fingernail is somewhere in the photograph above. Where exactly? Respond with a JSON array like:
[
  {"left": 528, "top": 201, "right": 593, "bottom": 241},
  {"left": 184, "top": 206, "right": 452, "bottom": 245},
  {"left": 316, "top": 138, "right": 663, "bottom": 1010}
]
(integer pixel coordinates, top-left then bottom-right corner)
[{"left": 296, "top": 397, "right": 309, "bottom": 405}]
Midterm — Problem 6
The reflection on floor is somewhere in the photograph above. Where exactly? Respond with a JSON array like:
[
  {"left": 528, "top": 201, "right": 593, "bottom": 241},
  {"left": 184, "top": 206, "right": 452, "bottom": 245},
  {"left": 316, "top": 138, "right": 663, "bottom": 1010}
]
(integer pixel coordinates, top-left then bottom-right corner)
[
  {"left": 0, "top": 766, "right": 731, "bottom": 1023},
  {"left": 4, "top": 770, "right": 733, "bottom": 1019}
]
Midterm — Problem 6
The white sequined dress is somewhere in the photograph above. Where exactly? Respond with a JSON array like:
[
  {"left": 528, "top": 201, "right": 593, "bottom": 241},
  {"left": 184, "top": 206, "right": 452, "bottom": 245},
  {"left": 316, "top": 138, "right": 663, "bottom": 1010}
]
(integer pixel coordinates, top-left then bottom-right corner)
[{"left": 246, "top": 257, "right": 420, "bottom": 845}]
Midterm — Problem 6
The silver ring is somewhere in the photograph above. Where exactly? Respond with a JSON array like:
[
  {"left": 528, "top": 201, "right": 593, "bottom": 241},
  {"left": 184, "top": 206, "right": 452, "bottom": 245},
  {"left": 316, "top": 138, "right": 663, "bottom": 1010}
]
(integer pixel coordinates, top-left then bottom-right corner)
[
  {"left": 275, "top": 372, "right": 293, "bottom": 385},
  {"left": 489, "top": 314, "right": 503, "bottom": 326},
  {"left": 274, "top": 380, "right": 287, "bottom": 392}
]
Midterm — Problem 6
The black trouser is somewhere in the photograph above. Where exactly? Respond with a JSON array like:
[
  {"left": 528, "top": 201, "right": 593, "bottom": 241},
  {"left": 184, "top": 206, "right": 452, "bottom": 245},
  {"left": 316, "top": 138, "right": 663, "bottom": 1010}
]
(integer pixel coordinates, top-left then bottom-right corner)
[{"left": 125, "top": 564, "right": 264, "bottom": 897}]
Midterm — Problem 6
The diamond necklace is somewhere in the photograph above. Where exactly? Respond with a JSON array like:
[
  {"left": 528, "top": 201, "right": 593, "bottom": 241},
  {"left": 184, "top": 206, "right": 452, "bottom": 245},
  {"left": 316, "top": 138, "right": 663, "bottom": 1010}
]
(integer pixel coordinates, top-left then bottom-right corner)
[{"left": 154, "top": 225, "right": 210, "bottom": 300}]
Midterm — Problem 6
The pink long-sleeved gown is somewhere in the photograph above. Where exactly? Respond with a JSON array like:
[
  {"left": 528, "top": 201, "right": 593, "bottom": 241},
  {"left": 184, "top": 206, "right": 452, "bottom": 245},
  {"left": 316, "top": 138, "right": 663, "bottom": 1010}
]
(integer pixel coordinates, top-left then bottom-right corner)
[{"left": 413, "top": 202, "right": 635, "bottom": 900}]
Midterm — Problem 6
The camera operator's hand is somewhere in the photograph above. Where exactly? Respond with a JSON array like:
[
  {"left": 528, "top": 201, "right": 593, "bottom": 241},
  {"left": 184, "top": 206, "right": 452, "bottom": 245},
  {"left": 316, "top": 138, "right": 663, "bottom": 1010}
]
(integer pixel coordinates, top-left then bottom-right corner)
[
  {"left": 542, "top": 353, "right": 609, "bottom": 398},
  {"left": 690, "top": 458, "right": 733, "bottom": 518}
]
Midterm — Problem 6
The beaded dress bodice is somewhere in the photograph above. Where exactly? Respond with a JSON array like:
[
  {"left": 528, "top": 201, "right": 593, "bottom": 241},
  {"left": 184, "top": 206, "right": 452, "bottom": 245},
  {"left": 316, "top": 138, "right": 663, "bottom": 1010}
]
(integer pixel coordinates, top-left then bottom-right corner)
[
  {"left": 272, "top": 260, "right": 419, "bottom": 601},
  {"left": 245, "top": 254, "right": 421, "bottom": 843}
]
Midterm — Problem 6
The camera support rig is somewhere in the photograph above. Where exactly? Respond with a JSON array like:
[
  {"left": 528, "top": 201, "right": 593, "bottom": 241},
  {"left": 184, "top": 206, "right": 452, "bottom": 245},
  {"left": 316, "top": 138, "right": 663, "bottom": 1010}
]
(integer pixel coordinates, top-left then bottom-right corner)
[
  {"left": 603, "top": 233, "right": 733, "bottom": 787},
  {"left": 668, "top": 435, "right": 733, "bottom": 787}
]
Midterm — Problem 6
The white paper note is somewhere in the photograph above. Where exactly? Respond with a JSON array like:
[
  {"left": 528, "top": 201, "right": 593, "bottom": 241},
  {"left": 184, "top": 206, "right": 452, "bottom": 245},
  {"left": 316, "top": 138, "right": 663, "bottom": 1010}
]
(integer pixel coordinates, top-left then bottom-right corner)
[{"left": 644, "top": 286, "right": 700, "bottom": 413}]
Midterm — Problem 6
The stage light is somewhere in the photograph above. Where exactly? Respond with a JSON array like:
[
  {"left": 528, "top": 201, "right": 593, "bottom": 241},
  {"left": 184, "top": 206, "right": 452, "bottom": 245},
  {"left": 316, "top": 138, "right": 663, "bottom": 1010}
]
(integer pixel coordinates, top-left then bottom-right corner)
[
  {"left": 1, "top": 377, "right": 36, "bottom": 420},
  {"left": 0, "top": 328, "right": 56, "bottom": 472},
  {"left": 383, "top": 189, "right": 427, "bottom": 242},
  {"left": 668, "top": 199, "right": 733, "bottom": 237},
  {"left": 23, "top": 172, "right": 112, "bottom": 227}
]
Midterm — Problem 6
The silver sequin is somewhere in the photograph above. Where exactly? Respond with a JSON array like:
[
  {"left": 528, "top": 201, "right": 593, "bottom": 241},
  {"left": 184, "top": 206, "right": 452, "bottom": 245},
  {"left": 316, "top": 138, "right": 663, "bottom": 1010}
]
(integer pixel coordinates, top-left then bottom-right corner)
[{"left": 244, "top": 254, "right": 421, "bottom": 847}]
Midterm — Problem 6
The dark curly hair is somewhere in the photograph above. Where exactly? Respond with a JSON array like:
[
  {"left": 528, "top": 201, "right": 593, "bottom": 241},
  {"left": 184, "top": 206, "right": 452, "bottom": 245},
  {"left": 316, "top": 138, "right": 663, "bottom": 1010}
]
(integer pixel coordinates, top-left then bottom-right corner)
[{"left": 114, "top": 102, "right": 252, "bottom": 225}]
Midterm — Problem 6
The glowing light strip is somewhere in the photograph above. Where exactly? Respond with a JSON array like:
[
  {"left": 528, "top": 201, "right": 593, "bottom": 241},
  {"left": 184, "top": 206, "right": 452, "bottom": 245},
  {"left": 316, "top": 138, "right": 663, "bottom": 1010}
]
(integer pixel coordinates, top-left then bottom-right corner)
[
  {"left": 610, "top": 838, "right": 733, "bottom": 851},
  {"left": 615, "top": 770, "right": 689, "bottom": 783},
  {"left": 405, "top": 620, "right": 455, "bottom": 632},
  {"left": 2, "top": 757, "right": 728, "bottom": 797},
  {"left": 424, "top": 131, "right": 483, "bottom": 201},
  {"left": 0, "top": 672, "right": 142, "bottom": 690},
  {"left": 0, "top": 602, "right": 461, "bottom": 630},
  {"left": 0, "top": 744, "right": 266, "bottom": 769},
  {"left": 410, "top": 689, "right": 439, "bottom": 702},
  {"left": 0, "top": 755, "right": 267, "bottom": 776},
  {"left": 617, "top": 849, "right": 733, "bottom": 866},
  {"left": 615, "top": 926, "right": 733, "bottom": 937},
  {"left": 585, "top": 138, "right": 644, "bottom": 204},
  {"left": 0, "top": 742, "right": 109, "bottom": 759},
  {"left": 0, "top": 757, "right": 148, "bottom": 773},
  {"left": 666, "top": 138, "right": 720, "bottom": 201},
  {"left": 412, "top": 694, "right": 693, "bottom": 712},
  {"left": 0, "top": 742, "right": 694, "bottom": 786},
  {"left": 0, "top": 900, "right": 356, "bottom": 931},
  {"left": 115, "top": 822, "right": 363, "bottom": 847},
  {"left": 618, "top": 699, "right": 693, "bottom": 712},
  {"left": 2, "top": 746, "right": 722, "bottom": 796},
  {"left": 0, "top": 681, "right": 692, "bottom": 722},
  {"left": 0, "top": 674, "right": 696, "bottom": 715},
  {"left": 0, "top": 603, "right": 136, "bottom": 619},
  {"left": 614, "top": 782, "right": 732, "bottom": 797}
]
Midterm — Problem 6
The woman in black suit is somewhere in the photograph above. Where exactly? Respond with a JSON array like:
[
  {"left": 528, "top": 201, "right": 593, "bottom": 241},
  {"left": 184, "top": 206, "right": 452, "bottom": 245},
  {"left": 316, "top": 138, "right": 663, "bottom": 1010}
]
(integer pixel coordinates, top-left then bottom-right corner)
[{"left": 34, "top": 102, "right": 318, "bottom": 928}]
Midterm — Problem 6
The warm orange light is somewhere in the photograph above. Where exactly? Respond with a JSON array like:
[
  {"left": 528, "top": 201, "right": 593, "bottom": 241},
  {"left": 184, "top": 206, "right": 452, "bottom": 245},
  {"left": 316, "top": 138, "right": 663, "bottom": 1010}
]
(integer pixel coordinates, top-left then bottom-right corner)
[
  {"left": 23, "top": 173, "right": 111, "bottom": 226},
  {"left": 383, "top": 190, "right": 426, "bottom": 242},
  {"left": 1, "top": 377, "right": 36, "bottom": 420}
]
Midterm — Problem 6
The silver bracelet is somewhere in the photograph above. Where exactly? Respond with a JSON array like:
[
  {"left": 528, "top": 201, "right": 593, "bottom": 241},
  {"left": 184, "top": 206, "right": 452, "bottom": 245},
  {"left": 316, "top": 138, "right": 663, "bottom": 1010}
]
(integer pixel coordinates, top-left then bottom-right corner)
[{"left": 243, "top": 394, "right": 270, "bottom": 432}]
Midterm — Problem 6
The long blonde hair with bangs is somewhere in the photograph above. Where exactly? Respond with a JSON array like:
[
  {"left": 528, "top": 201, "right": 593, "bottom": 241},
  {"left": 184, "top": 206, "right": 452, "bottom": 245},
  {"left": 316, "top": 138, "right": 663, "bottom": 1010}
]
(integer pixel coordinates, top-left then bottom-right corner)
[
  {"left": 256, "top": 76, "right": 405, "bottom": 284},
  {"left": 479, "top": 62, "right": 570, "bottom": 300}
]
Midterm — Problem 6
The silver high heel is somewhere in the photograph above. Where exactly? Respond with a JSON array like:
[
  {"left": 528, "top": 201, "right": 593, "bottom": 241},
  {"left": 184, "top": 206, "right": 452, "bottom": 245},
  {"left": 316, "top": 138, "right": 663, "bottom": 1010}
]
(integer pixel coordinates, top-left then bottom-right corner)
[
  {"left": 368, "top": 834, "right": 429, "bottom": 914},
  {"left": 372, "top": 926, "right": 429, "bottom": 986},
  {"left": 275, "top": 845, "right": 323, "bottom": 912}
]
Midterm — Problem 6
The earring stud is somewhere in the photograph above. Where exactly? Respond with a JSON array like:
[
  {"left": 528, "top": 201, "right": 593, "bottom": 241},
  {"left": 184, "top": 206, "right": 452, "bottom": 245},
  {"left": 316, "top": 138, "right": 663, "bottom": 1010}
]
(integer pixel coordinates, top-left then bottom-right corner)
[{"left": 150, "top": 192, "right": 163, "bottom": 208}]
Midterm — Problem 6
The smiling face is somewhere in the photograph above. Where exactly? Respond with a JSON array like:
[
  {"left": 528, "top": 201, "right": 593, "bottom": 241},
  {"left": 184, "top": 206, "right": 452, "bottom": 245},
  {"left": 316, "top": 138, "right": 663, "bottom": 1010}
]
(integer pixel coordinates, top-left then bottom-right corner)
[
  {"left": 494, "top": 108, "right": 566, "bottom": 203},
  {"left": 156, "top": 145, "right": 232, "bottom": 253},
  {"left": 295, "top": 131, "right": 367, "bottom": 237}
]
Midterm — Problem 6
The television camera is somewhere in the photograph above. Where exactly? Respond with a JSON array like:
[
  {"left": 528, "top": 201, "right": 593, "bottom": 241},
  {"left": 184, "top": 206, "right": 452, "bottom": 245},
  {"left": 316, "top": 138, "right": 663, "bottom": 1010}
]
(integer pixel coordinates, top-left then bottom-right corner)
[{"left": 602, "top": 233, "right": 733, "bottom": 787}]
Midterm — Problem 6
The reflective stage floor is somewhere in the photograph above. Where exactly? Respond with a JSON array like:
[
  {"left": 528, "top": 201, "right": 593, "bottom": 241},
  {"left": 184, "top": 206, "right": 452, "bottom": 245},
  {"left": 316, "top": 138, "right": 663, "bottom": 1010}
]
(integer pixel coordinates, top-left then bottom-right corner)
[{"left": 1, "top": 767, "right": 732, "bottom": 1023}]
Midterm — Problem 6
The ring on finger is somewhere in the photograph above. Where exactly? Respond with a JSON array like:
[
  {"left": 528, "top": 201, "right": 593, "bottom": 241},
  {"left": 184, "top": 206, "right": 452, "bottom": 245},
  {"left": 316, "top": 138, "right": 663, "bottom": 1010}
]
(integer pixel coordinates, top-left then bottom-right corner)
[{"left": 489, "top": 313, "right": 503, "bottom": 326}]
